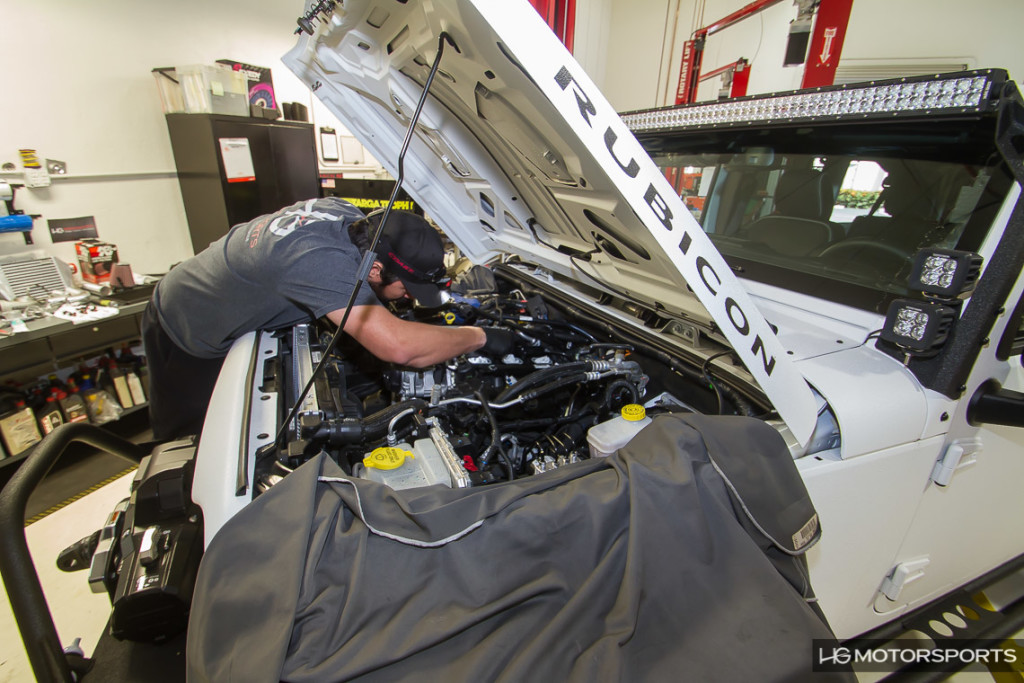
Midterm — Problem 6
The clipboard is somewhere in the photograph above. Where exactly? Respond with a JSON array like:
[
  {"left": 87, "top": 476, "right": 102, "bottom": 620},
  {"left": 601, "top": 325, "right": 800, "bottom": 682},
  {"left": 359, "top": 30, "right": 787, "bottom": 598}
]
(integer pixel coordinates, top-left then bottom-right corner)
[{"left": 320, "top": 127, "right": 339, "bottom": 162}]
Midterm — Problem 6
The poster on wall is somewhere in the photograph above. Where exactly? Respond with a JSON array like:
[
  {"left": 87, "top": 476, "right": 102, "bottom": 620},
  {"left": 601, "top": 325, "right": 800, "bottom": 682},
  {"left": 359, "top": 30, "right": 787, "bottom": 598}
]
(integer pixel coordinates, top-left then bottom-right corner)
[
  {"left": 218, "top": 138, "right": 256, "bottom": 183},
  {"left": 47, "top": 216, "right": 98, "bottom": 243}
]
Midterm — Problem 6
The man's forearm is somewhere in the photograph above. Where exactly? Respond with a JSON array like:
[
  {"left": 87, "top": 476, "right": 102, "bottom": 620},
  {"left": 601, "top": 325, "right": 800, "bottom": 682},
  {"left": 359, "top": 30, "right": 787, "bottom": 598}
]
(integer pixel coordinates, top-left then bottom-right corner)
[{"left": 401, "top": 323, "right": 487, "bottom": 367}]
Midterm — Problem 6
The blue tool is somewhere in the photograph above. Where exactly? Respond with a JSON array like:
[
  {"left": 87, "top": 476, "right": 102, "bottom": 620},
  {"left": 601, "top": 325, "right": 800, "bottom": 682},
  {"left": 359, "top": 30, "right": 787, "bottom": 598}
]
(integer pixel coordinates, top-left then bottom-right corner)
[
  {"left": 0, "top": 215, "right": 33, "bottom": 232},
  {"left": 1, "top": 182, "right": 35, "bottom": 244}
]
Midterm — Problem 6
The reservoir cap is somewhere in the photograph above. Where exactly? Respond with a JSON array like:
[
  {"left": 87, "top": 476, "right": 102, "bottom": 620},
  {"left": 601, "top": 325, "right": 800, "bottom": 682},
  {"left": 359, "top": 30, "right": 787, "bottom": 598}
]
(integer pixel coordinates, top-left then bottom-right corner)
[
  {"left": 364, "top": 446, "right": 414, "bottom": 471},
  {"left": 620, "top": 404, "right": 647, "bottom": 421}
]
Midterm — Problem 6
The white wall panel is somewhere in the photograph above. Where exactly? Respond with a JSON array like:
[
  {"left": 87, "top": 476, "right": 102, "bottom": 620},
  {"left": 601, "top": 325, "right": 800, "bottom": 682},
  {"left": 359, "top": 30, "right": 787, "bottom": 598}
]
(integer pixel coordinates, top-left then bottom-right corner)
[
  {"left": 841, "top": 0, "right": 1024, "bottom": 82},
  {"left": 572, "top": 0, "right": 614, "bottom": 90},
  {"left": 0, "top": 0, "right": 369, "bottom": 275},
  {"left": 598, "top": 0, "right": 1024, "bottom": 113},
  {"left": 601, "top": 0, "right": 698, "bottom": 111}
]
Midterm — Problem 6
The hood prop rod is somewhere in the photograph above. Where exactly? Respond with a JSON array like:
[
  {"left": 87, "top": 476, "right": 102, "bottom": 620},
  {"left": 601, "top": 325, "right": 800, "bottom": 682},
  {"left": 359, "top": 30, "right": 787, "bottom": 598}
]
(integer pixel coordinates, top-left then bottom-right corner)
[{"left": 276, "top": 32, "right": 456, "bottom": 449}]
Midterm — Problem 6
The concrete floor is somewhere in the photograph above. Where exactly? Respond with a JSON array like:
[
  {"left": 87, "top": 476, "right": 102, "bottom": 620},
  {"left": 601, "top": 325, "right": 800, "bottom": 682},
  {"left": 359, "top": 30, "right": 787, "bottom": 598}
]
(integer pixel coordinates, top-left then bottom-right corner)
[
  {"left": 0, "top": 413, "right": 152, "bottom": 682},
  {"left": 0, "top": 471, "right": 135, "bottom": 682}
]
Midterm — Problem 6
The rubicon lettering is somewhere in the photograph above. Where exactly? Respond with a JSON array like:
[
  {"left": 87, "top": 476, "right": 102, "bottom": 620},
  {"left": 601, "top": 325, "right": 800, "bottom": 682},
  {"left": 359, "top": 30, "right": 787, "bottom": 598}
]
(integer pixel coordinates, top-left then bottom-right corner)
[{"left": 545, "top": 59, "right": 817, "bottom": 444}]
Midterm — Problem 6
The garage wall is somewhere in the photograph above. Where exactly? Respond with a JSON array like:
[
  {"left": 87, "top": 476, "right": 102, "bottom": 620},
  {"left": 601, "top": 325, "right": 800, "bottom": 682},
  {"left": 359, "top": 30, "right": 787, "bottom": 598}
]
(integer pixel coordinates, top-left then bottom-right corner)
[
  {"left": 590, "top": 0, "right": 1024, "bottom": 112},
  {"left": 839, "top": 0, "right": 1024, "bottom": 83},
  {"left": 0, "top": 0, "right": 381, "bottom": 277},
  {"left": 599, "top": 0, "right": 683, "bottom": 112},
  {"left": 572, "top": 0, "right": 614, "bottom": 90},
  {"left": 6, "top": 0, "right": 1020, "bottom": 277}
]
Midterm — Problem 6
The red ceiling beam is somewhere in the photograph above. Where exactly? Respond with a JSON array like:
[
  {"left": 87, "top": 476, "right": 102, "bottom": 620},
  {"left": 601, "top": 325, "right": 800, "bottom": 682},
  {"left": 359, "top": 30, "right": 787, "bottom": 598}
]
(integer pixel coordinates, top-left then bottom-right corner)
[{"left": 528, "top": 0, "right": 576, "bottom": 52}]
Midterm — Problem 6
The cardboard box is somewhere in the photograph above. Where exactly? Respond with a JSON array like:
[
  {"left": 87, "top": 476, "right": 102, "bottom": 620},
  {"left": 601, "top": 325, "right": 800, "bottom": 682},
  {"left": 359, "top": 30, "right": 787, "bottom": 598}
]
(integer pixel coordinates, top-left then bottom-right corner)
[{"left": 76, "top": 239, "right": 118, "bottom": 284}]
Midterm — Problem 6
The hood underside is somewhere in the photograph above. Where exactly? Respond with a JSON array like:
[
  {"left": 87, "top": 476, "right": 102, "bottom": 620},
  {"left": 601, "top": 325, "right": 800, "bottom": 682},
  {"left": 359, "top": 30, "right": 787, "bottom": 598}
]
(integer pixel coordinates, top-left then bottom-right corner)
[{"left": 282, "top": 0, "right": 819, "bottom": 445}]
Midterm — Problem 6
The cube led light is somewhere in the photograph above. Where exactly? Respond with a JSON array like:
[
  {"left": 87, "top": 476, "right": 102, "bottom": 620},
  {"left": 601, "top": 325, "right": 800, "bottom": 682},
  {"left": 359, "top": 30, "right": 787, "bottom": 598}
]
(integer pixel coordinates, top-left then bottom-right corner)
[
  {"left": 910, "top": 249, "right": 983, "bottom": 298},
  {"left": 879, "top": 299, "right": 956, "bottom": 355}
]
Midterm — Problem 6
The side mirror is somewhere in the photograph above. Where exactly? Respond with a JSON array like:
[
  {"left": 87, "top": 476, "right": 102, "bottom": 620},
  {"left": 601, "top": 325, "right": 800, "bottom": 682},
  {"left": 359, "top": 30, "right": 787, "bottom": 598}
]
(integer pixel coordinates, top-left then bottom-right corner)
[{"left": 967, "top": 379, "right": 1024, "bottom": 428}]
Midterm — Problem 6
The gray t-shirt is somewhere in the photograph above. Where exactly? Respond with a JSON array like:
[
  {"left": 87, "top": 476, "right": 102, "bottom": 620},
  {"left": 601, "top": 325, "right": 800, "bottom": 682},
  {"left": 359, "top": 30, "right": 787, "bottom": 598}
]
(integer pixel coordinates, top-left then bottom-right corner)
[{"left": 153, "top": 197, "right": 379, "bottom": 358}]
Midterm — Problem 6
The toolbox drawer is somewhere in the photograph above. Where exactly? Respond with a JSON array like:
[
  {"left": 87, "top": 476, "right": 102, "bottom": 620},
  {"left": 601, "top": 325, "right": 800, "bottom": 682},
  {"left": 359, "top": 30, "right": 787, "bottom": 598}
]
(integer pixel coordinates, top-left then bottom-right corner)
[
  {"left": 48, "top": 314, "right": 142, "bottom": 361},
  {"left": 0, "top": 339, "right": 53, "bottom": 377}
]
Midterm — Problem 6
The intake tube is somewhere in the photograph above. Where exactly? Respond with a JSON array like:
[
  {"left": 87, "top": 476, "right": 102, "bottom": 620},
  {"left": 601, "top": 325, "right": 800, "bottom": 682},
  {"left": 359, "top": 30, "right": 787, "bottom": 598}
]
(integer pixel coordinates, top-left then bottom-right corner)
[{"left": 311, "top": 399, "right": 428, "bottom": 446}]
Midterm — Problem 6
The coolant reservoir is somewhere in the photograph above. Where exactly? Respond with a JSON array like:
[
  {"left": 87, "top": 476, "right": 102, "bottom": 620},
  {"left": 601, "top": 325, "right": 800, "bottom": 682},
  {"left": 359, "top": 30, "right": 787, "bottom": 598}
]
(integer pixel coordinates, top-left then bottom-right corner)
[
  {"left": 360, "top": 440, "right": 454, "bottom": 490},
  {"left": 587, "top": 404, "right": 652, "bottom": 459}
]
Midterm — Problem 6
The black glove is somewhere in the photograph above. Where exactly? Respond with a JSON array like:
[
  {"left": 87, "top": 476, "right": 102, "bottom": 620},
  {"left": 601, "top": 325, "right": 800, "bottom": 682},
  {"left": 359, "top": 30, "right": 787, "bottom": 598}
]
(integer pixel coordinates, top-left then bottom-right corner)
[{"left": 481, "top": 327, "right": 516, "bottom": 357}]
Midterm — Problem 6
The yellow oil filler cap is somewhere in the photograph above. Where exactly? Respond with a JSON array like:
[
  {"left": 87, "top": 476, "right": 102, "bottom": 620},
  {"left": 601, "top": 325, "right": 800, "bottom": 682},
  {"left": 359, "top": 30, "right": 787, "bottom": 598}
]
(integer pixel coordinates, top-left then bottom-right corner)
[
  {"left": 620, "top": 404, "right": 646, "bottom": 421},
  {"left": 363, "top": 447, "right": 414, "bottom": 471}
]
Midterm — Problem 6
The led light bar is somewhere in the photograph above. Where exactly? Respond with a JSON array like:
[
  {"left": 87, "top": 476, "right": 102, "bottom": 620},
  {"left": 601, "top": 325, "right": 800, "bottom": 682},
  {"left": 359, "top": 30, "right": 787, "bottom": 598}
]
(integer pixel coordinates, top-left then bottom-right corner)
[{"left": 621, "top": 71, "right": 997, "bottom": 132}]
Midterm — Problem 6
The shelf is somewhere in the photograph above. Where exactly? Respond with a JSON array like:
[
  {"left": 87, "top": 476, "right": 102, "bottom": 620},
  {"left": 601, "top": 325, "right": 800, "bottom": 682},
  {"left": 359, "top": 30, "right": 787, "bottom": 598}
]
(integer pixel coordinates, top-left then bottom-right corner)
[
  {"left": 0, "top": 302, "right": 147, "bottom": 385},
  {"left": 0, "top": 303, "right": 151, "bottom": 486},
  {"left": 0, "top": 404, "right": 150, "bottom": 490}
]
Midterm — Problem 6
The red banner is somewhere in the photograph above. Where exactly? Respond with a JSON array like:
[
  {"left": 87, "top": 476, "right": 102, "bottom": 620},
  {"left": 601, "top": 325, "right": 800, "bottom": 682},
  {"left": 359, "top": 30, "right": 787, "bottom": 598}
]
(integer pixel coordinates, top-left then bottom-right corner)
[
  {"left": 801, "top": 0, "right": 854, "bottom": 88},
  {"left": 675, "top": 40, "right": 699, "bottom": 104},
  {"left": 730, "top": 60, "right": 751, "bottom": 98}
]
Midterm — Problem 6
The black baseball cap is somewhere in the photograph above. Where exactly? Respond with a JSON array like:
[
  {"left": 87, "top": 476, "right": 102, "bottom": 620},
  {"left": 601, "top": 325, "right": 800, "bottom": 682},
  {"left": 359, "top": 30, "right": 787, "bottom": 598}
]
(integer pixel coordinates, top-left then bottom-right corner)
[{"left": 370, "top": 211, "right": 447, "bottom": 307}]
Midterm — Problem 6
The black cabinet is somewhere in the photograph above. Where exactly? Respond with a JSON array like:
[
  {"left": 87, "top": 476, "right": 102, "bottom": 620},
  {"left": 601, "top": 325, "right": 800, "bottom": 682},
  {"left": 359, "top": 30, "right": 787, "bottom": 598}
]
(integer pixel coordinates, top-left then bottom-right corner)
[{"left": 165, "top": 114, "right": 320, "bottom": 254}]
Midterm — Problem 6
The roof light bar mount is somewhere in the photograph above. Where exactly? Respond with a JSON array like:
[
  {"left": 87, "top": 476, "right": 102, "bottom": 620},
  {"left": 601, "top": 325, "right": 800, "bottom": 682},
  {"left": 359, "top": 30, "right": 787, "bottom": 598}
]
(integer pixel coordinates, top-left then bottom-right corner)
[{"left": 624, "top": 69, "right": 1006, "bottom": 133}]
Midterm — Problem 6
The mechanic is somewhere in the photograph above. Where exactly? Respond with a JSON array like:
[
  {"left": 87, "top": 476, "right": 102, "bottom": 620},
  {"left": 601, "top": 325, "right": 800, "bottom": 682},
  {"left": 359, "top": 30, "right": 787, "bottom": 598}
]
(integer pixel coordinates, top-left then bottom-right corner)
[{"left": 141, "top": 197, "right": 514, "bottom": 440}]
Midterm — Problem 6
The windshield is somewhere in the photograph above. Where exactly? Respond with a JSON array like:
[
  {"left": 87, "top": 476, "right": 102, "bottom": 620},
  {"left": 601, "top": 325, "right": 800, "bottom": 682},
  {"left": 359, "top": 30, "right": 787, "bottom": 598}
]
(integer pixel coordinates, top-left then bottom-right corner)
[{"left": 641, "top": 128, "right": 1012, "bottom": 313}]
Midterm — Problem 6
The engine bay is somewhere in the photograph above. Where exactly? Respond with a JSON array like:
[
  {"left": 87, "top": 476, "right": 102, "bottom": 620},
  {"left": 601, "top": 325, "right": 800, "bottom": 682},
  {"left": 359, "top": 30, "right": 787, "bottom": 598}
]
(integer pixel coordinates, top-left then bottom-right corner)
[{"left": 252, "top": 263, "right": 773, "bottom": 493}]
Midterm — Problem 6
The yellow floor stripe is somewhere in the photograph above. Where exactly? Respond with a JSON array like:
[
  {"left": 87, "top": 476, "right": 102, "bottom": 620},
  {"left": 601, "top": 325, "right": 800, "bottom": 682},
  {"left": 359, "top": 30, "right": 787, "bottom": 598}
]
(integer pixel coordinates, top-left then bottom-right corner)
[{"left": 25, "top": 466, "right": 138, "bottom": 526}]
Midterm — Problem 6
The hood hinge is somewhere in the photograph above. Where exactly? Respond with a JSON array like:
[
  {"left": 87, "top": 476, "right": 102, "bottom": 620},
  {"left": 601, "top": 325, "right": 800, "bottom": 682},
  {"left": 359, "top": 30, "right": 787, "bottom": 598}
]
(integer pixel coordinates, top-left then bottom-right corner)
[
  {"left": 879, "top": 556, "right": 931, "bottom": 603},
  {"left": 930, "top": 437, "right": 983, "bottom": 487}
]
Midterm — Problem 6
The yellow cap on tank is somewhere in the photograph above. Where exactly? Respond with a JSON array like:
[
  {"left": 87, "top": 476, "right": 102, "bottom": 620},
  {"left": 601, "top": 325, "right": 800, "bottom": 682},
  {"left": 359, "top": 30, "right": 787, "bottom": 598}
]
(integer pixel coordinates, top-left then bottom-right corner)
[
  {"left": 620, "top": 404, "right": 646, "bottom": 421},
  {"left": 364, "top": 447, "right": 414, "bottom": 471}
]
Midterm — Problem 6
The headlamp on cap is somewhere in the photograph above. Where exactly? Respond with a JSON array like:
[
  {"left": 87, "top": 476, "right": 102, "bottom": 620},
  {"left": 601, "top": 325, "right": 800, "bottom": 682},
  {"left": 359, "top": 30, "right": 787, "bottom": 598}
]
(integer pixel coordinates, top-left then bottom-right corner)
[
  {"left": 374, "top": 237, "right": 447, "bottom": 285},
  {"left": 367, "top": 210, "right": 448, "bottom": 307}
]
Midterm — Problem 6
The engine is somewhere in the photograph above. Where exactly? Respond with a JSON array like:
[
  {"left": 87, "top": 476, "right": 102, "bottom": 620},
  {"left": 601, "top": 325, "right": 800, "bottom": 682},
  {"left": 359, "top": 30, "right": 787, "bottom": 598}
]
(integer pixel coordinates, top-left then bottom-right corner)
[
  {"left": 73, "top": 263, "right": 768, "bottom": 645},
  {"left": 251, "top": 265, "right": 725, "bottom": 493}
]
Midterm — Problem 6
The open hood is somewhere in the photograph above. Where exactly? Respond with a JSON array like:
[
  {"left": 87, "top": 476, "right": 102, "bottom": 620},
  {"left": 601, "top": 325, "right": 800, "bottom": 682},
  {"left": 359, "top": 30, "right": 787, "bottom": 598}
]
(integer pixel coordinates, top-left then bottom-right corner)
[{"left": 282, "top": 0, "right": 818, "bottom": 445}]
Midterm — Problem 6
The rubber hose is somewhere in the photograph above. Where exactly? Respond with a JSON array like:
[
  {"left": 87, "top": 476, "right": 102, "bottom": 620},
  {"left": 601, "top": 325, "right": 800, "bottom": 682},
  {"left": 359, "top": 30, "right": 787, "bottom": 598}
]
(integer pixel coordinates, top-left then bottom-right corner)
[
  {"left": 521, "top": 373, "right": 591, "bottom": 402},
  {"left": 520, "top": 362, "right": 644, "bottom": 403},
  {"left": 476, "top": 391, "right": 501, "bottom": 468},
  {"left": 496, "top": 446, "right": 515, "bottom": 482},
  {"left": 495, "top": 361, "right": 595, "bottom": 402},
  {"left": 602, "top": 378, "right": 639, "bottom": 412},
  {"left": 319, "top": 399, "right": 428, "bottom": 445}
]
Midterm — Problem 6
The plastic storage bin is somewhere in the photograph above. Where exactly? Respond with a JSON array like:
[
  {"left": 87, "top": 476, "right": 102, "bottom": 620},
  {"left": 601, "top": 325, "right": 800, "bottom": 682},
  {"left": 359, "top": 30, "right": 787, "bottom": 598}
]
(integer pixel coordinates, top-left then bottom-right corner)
[
  {"left": 152, "top": 67, "right": 185, "bottom": 113},
  {"left": 152, "top": 64, "right": 248, "bottom": 116},
  {"left": 587, "top": 404, "right": 652, "bottom": 458},
  {"left": 179, "top": 64, "right": 248, "bottom": 115}
]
